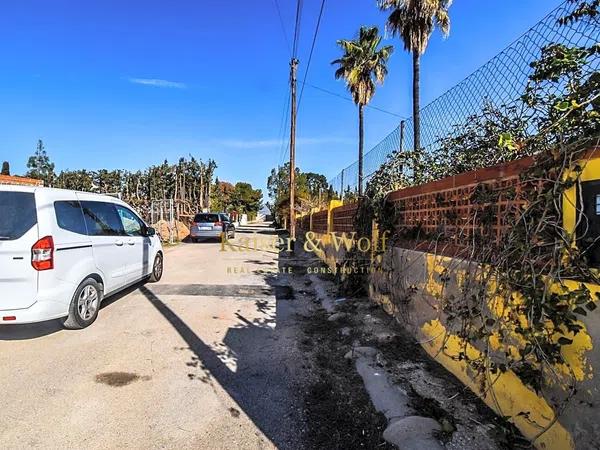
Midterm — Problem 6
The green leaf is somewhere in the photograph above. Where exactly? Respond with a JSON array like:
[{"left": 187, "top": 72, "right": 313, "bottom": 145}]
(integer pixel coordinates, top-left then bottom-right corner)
[
  {"left": 554, "top": 100, "right": 570, "bottom": 111},
  {"left": 498, "top": 132, "right": 517, "bottom": 150}
]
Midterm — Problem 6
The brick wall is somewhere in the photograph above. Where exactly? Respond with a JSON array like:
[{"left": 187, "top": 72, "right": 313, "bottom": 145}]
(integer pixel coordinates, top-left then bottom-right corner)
[
  {"left": 331, "top": 202, "right": 359, "bottom": 233},
  {"left": 388, "top": 157, "right": 536, "bottom": 255}
]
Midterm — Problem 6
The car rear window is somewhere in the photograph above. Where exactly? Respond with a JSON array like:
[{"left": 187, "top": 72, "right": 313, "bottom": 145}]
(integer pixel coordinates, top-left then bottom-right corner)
[
  {"left": 0, "top": 191, "right": 37, "bottom": 240},
  {"left": 194, "top": 213, "right": 220, "bottom": 223},
  {"left": 55, "top": 201, "right": 88, "bottom": 235}
]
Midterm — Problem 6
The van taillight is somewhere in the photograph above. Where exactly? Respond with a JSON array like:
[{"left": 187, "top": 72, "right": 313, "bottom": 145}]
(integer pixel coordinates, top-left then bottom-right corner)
[
  {"left": 214, "top": 222, "right": 223, "bottom": 227},
  {"left": 32, "top": 236, "right": 54, "bottom": 271}
]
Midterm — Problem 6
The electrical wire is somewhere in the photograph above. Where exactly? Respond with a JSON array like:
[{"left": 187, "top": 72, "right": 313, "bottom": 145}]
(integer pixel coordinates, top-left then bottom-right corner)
[
  {"left": 272, "top": 0, "right": 292, "bottom": 57},
  {"left": 304, "top": 82, "right": 406, "bottom": 118},
  {"left": 278, "top": 91, "right": 292, "bottom": 166},
  {"left": 292, "top": 0, "right": 304, "bottom": 58},
  {"left": 298, "top": 0, "right": 326, "bottom": 110}
]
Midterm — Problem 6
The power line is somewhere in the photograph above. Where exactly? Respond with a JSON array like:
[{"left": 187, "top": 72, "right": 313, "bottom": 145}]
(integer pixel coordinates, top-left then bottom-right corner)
[
  {"left": 298, "top": 0, "right": 326, "bottom": 110},
  {"left": 278, "top": 91, "right": 291, "bottom": 166},
  {"left": 292, "top": 0, "right": 304, "bottom": 58},
  {"left": 305, "top": 82, "right": 406, "bottom": 118},
  {"left": 272, "top": 0, "right": 292, "bottom": 56}
]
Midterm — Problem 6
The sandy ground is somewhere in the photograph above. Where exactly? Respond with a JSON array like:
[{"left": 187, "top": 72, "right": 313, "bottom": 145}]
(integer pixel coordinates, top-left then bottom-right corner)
[{"left": 0, "top": 223, "right": 307, "bottom": 450}]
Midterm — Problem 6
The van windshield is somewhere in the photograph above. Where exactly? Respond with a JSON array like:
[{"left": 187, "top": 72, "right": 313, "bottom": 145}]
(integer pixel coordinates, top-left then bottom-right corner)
[{"left": 0, "top": 191, "right": 37, "bottom": 240}]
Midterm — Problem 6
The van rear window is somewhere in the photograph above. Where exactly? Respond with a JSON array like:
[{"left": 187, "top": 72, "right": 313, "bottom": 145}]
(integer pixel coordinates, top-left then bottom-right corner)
[
  {"left": 55, "top": 201, "right": 88, "bottom": 235},
  {"left": 194, "top": 214, "right": 220, "bottom": 223},
  {"left": 0, "top": 191, "right": 37, "bottom": 240}
]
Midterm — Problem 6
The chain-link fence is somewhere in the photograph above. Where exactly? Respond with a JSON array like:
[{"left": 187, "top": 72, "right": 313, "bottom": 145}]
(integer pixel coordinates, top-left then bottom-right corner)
[{"left": 329, "top": 0, "right": 600, "bottom": 196}]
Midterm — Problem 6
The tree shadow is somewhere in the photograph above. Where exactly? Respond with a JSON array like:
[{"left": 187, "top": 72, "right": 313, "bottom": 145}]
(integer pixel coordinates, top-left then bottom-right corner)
[{"left": 137, "top": 258, "right": 304, "bottom": 449}]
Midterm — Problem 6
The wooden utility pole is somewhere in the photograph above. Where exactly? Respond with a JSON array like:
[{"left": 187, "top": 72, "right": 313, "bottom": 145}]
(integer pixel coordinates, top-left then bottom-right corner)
[{"left": 289, "top": 58, "right": 299, "bottom": 241}]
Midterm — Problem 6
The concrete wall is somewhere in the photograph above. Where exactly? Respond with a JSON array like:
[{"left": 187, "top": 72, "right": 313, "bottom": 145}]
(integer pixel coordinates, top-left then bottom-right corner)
[
  {"left": 368, "top": 248, "right": 600, "bottom": 449},
  {"left": 299, "top": 200, "right": 600, "bottom": 449}
]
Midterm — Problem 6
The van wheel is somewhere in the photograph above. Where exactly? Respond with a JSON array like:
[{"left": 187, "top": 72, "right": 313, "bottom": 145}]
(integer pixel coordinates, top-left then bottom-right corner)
[
  {"left": 64, "top": 278, "right": 103, "bottom": 329},
  {"left": 229, "top": 230, "right": 235, "bottom": 240},
  {"left": 149, "top": 253, "right": 163, "bottom": 282}
]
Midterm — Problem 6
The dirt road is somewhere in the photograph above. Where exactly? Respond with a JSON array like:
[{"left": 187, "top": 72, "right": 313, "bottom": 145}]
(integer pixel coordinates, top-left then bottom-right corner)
[{"left": 0, "top": 223, "right": 306, "bottom": 449}]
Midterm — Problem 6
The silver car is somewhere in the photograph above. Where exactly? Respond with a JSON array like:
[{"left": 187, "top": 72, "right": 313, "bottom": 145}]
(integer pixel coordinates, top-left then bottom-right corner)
[{"left": 190, "top": 213, "right": 235, "bottom": 242}]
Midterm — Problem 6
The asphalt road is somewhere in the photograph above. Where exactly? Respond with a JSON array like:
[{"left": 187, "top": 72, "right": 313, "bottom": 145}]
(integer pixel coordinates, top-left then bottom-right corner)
[{"left": 0, "top": 223, "right": 305, "bottom": 449}]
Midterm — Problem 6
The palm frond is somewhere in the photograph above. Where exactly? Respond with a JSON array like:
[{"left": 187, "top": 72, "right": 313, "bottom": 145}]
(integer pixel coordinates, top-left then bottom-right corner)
[
  {"left": 379, "top": 0, "right": 452, "bottom": 55},
  {"left": 331, "top": 26, "right": 393, "bottom": 106},
  {"left": 435, "top": 9, "right": 451, "bottom": 36}
]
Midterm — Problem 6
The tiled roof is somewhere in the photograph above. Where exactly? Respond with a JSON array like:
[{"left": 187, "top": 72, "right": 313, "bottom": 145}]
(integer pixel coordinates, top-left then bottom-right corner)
[{"left": 0, "top": 174, "right": 43, "bottom": 186}]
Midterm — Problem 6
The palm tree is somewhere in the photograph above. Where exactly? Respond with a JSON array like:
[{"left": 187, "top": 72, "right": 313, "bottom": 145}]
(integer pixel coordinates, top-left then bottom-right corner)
[
  {"left": 378, "top": 0, "right": 451, "bottom": 155},
  {"left": 332, "top": 26, "right": 393, "bottom": 197}
]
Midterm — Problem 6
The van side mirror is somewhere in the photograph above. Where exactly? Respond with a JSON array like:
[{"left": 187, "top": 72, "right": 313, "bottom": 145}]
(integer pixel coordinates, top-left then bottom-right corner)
[{"left": 146, "top": 227, "right": 156, "bottom": 237}]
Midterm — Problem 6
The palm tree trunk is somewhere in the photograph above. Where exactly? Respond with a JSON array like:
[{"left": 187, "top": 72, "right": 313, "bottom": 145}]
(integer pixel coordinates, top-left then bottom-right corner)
[
  {"left": 412, "top": 51, "right": 421, "bottom": 155},
  {"left": 358, "top": 103, "right": 364, "bottom": 197}
]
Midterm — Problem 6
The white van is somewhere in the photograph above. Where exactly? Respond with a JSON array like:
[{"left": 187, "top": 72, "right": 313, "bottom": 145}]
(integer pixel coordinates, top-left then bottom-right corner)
[{"left": 0, "top": 185, "right": 163, "bottom": 329}]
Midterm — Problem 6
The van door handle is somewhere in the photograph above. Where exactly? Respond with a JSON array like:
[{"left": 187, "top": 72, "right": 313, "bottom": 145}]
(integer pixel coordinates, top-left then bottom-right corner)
[
  {"left": 127, "top": 239, "right": 135, "bottom": 246},
  {"left": 115, "top": 240, "right": 124, "bottom": 246}
]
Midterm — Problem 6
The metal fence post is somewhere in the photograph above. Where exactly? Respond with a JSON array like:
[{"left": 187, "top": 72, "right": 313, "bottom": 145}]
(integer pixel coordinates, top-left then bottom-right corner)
[
  {"left": 169, "top": 199, "right": 174, "bottom": 244},
  {"left": 399, "top": 120, "right": 405, "bottom": 153}
]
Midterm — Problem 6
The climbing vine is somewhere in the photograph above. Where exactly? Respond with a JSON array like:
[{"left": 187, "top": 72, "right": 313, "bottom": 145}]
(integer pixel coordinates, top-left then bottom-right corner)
[{"left": 341, "top": 0, "right": 600, "bottom": 436}]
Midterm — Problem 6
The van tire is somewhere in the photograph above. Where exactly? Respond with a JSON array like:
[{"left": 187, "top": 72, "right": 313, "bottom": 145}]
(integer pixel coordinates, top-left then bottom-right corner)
[
  {"left": 149, "top": 253, "right": 163, "bottom": 282},
  {"left": 64, "top": 278, "right": 103, "bottom": 329}
]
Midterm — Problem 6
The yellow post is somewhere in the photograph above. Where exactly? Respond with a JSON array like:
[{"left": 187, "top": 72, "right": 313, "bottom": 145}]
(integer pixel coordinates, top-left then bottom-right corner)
[
  {"left": 371, "top": 219, "right": 379, "bottom": 265},
  {"left": 562, "top": 152, "right": 600, "bottom": 247}
]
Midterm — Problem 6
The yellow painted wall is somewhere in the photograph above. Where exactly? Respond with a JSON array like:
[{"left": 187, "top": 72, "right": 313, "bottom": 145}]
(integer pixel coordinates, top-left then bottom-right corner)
[
  {"left": 367, "top": 250, "right": 600, "bottom": 449},
  {"left": 301, "top": 153, "right": 600, "bottom": 448}
]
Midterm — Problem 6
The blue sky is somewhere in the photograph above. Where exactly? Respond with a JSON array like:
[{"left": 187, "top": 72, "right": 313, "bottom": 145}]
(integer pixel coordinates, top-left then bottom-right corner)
[{"left": 0, "top": 0, "right": 563, "bottom": 194}]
